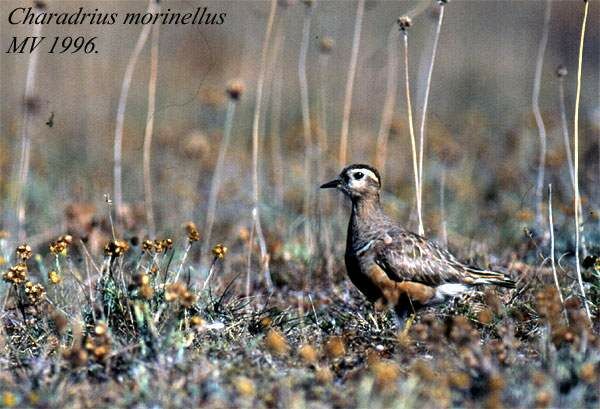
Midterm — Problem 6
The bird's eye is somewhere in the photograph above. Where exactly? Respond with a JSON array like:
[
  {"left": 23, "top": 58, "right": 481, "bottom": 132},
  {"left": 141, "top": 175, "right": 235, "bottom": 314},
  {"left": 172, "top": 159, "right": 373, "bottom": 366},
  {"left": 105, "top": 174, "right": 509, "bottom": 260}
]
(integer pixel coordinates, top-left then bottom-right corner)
[{"left": 354, "top": 172, "right": 364, "bottom": 180}]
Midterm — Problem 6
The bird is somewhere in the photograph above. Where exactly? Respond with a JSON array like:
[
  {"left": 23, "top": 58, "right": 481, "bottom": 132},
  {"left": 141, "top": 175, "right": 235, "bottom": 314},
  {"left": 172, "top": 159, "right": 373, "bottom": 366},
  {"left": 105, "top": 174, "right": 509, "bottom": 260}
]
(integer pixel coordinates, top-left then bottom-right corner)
[{"left": 320, "top": 164, "right": 515, "bottom": 320}]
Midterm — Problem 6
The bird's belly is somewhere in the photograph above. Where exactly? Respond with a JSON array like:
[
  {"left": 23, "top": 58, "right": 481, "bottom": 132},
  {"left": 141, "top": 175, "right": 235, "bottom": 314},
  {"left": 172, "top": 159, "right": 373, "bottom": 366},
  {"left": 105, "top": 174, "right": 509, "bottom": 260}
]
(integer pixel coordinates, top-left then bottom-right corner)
[{"left": 344, "top": 252, "right": 383, "bottom": 302}]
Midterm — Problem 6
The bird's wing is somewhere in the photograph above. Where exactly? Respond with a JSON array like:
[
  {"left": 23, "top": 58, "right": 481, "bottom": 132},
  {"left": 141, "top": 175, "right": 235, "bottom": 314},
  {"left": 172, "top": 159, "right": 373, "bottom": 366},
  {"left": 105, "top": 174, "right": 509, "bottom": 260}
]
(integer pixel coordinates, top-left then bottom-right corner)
[{"left": 373, "top": 228, "right": 511, "bottom": 286}]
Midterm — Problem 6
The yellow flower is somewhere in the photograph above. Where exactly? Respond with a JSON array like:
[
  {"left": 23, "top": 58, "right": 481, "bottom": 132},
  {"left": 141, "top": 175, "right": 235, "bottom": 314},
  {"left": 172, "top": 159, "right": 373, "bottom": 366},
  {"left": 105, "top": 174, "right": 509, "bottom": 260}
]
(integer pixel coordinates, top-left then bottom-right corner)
[
  {"left": 212, "top": 244, "right": 228, "bottom": 260},
  {"left": 48, "top": 270, "right": 61, "bottom": 284},
  {"left": 2, "top": 391, "right": 17, "bottom": 407}
]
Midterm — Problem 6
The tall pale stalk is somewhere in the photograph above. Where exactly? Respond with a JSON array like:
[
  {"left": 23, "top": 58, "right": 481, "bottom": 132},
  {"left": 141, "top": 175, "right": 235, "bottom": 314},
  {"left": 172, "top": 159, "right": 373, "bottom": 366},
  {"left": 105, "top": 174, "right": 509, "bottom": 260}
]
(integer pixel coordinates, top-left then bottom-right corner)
[
  {"left": 14, "top": 6, "right": 43, "bottom": 242},
  {"left": 203, "top": 99, "right": 237, "bottom": 269},
  {"left": 114, "top": 0, "right": 155, "bottom": 225},
  {"left": 317, "top": 40, "right": 334, "bottom": 284},
  {"left": 338, "top": 0, "right": 365, "bottom": 167},
  {"left": 374, "top": 26, "right": 398, "bottom": 181},
  {"left": 548, "top": 184, "right": 568, "bottom": 323},
  {"left": 439, "top": 167, "right": 448, "bottom": 247},
  {"left": 143, "top": 16, "right": 161, "bottom": 237},
  {"left": 573, "top": 0, "right": 591, "bottom": 320},
  {"left": 417, "top": 2, "right": 445, "bottom": 221},
  {"left": 532, "top": 1, "right": 551, "bottom": 228},
  {"left": 400, "top": 27, "right": 423, "bottom": 236},
  {"left": 251, "top": 0, "right": 277, "bottom": 289},
  {"left": 269, "top": 16, "right": 286, "bottom": 210},
  {"left": 558, "top": 71, "right": 586, "bottom": 254},
  {"left": 299, "top": 2, "right": 314, "bottom": 255}
]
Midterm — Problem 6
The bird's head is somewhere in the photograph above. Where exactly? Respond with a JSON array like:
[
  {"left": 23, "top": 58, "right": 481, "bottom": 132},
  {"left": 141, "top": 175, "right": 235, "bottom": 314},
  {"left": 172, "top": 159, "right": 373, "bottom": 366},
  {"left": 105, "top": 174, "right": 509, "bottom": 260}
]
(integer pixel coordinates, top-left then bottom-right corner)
[{"left": 320, "top": 164, "right": 381, "bottom": 200}]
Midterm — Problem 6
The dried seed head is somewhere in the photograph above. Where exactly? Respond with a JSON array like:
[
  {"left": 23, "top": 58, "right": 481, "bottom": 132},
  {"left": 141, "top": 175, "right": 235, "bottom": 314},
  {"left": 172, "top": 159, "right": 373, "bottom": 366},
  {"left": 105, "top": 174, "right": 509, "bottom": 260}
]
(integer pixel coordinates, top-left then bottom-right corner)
[
  {"left": 140, "top": 284, "right": 154, "bottom": 300},
  {"left": 103, "top": 239, "right": 130, "bottom": 257},
  {"left": 212, "top": 243, "right": 228, "bottom": 259},
  {"left": 580, "top": 362, "right": 597, "bottom": 384},
  {"left": 372, "top": 361, "right": 401, "bottom": 390},
  {"left": 397, "top": 15, "right": 412, "bottom": 31},
  {"left": 324, "top": 335, "right": 346, "bottom": 359},
  {"left": 142, "top": 239, "right": 154, "bottom": 252},
  {"left": 298, "top": 344, "right": 318, "bottom": 364},
  {"left": 319, "top": 36, "right": 334, "bottom": 53},
  {"left": 180, "top": 290, "right": 198, "bottom": 308},
  {"left": 234, "top": 376, "right": 256, "bottom": 398},
  {"left": 556, "top": 64, "right": 568, "bottom": 78},
  {"left": 165, "top": 282, "right": 186, "bottom": 302},
  {"left": 2, "top": 263, "right": 28, "bottom": 284},
  {"left": 315, "top": 367, "right": 333, "bottom": 384},
  {"left": 152, "top": 238, "right": 173, "bottom": 253},
  {"left": 94, "top": 322, "right": 108, "bottom": 336},
  {"left": 49, "top": 236, "right": 71, "bottom": 255},
  {"left": 265, "top": 329, "right": 289, "bottom": 356},
  {"left": 449, "top": 371, "right": 471, "bottom": 390},
  {"left": 226, "top": 80, "right": 245, "bottom": 100},
  {"left": 16, "top": 244, "right": 32, "bottom": 261},
  {"left": 185, "top": 222, "right": 201, "bottom": 243},
  {"left": 24, "top": 281, "right": 46, "bottom": 304},
  {"left": 190, "top": 315, "right": 206, "bottom": 327}
]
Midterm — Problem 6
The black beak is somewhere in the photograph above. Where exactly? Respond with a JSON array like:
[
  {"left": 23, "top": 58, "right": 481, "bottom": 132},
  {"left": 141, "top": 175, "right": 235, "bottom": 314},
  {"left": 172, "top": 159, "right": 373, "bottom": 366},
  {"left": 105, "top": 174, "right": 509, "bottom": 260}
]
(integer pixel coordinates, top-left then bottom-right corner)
[{"left": 320, "top": 178, "right": 340, "bottom": 189}]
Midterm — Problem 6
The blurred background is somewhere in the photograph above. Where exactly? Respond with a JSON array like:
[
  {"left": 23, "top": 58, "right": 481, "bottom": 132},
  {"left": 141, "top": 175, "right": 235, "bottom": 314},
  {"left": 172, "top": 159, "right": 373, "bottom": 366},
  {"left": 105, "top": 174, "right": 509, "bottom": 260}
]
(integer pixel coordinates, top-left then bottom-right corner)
[{"left": 1, "top": 0, "right": 599, "bottom": 265}]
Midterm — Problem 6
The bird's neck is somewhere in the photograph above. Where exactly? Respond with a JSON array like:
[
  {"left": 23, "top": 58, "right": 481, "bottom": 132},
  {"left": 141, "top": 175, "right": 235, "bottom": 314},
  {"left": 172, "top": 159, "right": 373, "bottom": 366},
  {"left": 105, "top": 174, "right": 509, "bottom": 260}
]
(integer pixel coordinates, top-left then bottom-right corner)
[{"left": 350, "top": 194, "right": 384, "bottom": 224}]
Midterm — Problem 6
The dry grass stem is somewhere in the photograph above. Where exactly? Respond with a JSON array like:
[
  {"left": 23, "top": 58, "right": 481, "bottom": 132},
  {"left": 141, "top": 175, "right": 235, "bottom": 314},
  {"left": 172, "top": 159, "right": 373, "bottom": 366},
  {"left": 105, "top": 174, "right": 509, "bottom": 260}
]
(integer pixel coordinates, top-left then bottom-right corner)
[
  {"left": 401, "top": 30, "right": 424, "bottom": 236},
  {"left": 203, "top": 100, "right": 237, "bottom": 268},
  {"left": 573, "top": 0, "right": 591, "bottom": 320},
  {"left": 251, "top": 0, "right": 277, "bottom": 289},
  {"left": 532, "top": 0, "right": 551, "bottom": 228},
  {"left": 547, "top": 184, "right": 567, "bottom": 322},
  {"left": 338, "top": 0, "right": 365, "bottom": 168},
  {"left": 374, "top": 26, "right": 398, "bottom": 181},
  {"left": 143, "top": 15, "right": 160, "bottom": 237},
  {"left": 14, "top": 6, "right": 43, "bottom": 242},
  {"left": 114, "top": 0, "right": 155, "bottom": 226},
  {"left": 299, "top": 3, "right": 315, "bottom": 255},
  {"left": 417, "top": 2, "right": 445, "bottom": 219}
]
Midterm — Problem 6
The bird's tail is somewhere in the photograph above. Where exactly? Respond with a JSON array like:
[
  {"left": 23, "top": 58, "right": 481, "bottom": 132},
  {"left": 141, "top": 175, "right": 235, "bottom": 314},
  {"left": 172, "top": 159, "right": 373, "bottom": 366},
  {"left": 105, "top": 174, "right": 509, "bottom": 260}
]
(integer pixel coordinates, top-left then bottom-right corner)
[{"left": 464, "top": 267, "right": 516, "bottom": 288}]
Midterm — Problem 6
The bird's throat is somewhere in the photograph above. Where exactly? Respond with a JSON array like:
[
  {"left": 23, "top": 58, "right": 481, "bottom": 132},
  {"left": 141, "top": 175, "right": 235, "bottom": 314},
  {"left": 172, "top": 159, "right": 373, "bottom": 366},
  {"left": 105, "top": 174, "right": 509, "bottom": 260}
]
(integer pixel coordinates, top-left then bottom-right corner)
[{"left": 351, "top": 194, "right": 382, "bottom": 222}]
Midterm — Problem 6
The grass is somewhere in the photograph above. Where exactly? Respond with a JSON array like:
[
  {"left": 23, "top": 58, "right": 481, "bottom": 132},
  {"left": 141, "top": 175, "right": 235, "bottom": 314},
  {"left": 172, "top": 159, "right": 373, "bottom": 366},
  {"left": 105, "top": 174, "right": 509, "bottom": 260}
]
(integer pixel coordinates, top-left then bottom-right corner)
[{"left": 0, "top": 231, "right": 598, "bottom": 408}]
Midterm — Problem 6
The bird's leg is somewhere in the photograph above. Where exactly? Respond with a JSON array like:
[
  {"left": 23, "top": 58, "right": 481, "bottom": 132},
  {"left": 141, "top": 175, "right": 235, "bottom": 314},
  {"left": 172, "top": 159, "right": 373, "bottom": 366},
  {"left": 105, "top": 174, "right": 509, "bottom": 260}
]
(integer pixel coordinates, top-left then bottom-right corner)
[
  {"left": 393, "top": 303, "right": 415, "bottom": 335},
  {"left": 401, "top": 314, "right": 416, "bottom": 337}
]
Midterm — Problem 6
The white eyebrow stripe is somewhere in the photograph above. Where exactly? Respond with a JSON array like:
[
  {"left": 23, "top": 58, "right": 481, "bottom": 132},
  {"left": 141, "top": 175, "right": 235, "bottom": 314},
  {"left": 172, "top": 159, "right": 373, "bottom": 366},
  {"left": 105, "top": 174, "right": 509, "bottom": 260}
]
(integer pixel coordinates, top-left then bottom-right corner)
[{"left": 353, "top": 168, "right": 378, "bottom": 183}]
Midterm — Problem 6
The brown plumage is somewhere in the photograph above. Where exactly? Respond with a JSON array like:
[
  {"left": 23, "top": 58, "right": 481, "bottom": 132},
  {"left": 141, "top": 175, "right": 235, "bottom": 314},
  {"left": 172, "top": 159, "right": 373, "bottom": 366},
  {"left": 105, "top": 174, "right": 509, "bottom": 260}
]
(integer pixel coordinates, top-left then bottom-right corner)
[{"left": 320, "top": 164, "right": 515, "bottom": 318}]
